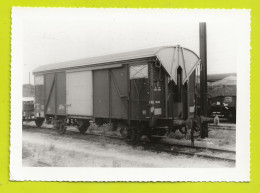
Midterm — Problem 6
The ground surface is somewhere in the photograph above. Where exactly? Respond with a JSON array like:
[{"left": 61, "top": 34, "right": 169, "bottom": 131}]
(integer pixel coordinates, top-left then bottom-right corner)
[{"left": 22, "top": 122, "right": 235, "bottom": 168}]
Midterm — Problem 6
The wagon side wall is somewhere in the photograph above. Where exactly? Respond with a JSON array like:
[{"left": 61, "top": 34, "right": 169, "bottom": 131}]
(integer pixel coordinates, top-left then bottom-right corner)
[
  {"left": 93, "top": 69, "right": 110, "bottom": 118},
  {"left": 34, "top": 57, "right": 156, "bottom": 121},
  {"left": 93, "top": 65, "right": 128, "bottom": 120},
  {"left": 56, "top": 72, "right": 66, "bottom": 115},
  {"left": 34, "top": 75, "right": 45, "bottom": 117},
  {"left": 66, "top": 70, "right": 93, "bottom": 117}
]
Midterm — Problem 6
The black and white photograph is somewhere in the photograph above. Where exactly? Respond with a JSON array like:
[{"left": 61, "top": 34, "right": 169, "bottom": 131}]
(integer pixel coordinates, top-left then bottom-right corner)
[{"left": 11, "top": 8, "right": 250, "bottom": 181}]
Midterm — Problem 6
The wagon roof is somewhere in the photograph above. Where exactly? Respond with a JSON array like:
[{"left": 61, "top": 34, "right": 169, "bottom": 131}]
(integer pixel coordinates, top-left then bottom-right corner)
[{"left": 33, "top": 45, "right": 200, "bottom": 83}]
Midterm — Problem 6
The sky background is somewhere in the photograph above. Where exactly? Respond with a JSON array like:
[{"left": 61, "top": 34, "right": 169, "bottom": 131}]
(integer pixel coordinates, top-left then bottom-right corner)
[{"left": 22, "top": 9, "right": 238, "bottom": 84}]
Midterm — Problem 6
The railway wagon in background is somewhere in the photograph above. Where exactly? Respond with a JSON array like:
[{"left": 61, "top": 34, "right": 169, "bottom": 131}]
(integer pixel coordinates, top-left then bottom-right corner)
[
  {"left": 33, "top": 45, "right": 202, "bottom": 144},
  {"left": 207, "top": 75, "right": 237, "bottom": 122},
  {"left": 22, "top": 97, "right": 35, "bottom": 122}
]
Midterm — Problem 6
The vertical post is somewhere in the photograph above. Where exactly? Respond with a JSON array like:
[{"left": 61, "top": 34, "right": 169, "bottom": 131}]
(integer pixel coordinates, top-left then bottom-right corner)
[
  {"left": 149, "top": 62, "right": 154, "bottom": 127},
  {"left": 164, "top": 73, "right": 168, "bottom": 118},
  {"left": 199, "top": 22, "right": 208, "bottom": 138},
  {"left": 127, "top": 65, "right": 131, "bottom": 124},
  {"left": 55, "top": 73, "right": 57, "bottom": 117},
  {"left": 108, "top": 69, "right": 111, "bottom": 122},
  {"left": 187, "top": 80, "right": 190, "bottom": 118},
  {"left": 29, "top": 72, "right": 31, "bottom": 84}
]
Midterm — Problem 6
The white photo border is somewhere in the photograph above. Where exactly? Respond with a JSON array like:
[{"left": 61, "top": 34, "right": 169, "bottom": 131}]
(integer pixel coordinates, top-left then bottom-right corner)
[{"left": 10, "top": 8, "right": 250, "bottom": 181}]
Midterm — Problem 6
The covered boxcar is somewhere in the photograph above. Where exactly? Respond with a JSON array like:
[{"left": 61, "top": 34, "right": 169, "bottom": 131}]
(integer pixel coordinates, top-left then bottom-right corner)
[{"left": 33, "top": 45, "right": 203, "bottom": 144}]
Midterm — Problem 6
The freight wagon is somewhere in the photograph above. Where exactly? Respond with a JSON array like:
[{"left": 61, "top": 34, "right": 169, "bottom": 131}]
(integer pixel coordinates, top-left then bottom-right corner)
[
  {"left": 33, "top": 45, "right": 203, "bottom": 144},
  {"left": 22, "top": 97, "right": 35, "bottom": 122},
  {"left": 207, "top": 75, "right": 237, "bottom": 122},
  {"left": 208, "top": 96, "right": 236, "bottom": 121}
]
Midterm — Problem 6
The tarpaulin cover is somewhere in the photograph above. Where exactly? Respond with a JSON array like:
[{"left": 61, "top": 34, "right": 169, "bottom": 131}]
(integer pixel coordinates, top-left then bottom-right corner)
[{"left": 208, "top": 76, "right": 237, "bottom": 97}]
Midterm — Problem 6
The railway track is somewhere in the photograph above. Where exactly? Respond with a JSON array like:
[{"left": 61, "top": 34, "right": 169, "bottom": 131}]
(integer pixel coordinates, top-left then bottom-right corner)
[
  {"left": 208, "top": 124, "right": 236, "bottom": 130},
  {"left": 143, "top": 142, "right": 235, "bottom": 162},
  {"left": 23, "top": 124, "right": 236, "bottom": 163},
  {"left": 23, "top": 124, "right": 125, "bottom": 144}
]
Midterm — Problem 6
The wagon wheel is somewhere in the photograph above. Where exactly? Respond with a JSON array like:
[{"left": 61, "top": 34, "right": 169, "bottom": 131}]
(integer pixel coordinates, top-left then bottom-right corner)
[
  {"left": 147, "top": 128, "right": 168, "bottom": 142},
  {"left": 45, "top": 117, "right": 52, "bottom": 125},
  {"left": 124, "top": 127, "right": 141, "bottom": 145},
  {"left": 178, "top": 126, "right": 187, "bottom": 134},
  {"left": 178, "top": 119, "right": 200, "bottom": 138},
  {"left": 192, "top": 120, "right": 201, "bottom": 138},
  {"left": 55, "top": 118, "right": 67, "bottom": 135},
  {"left": 76, "top": 119, "right": 90, "bottom": 134},
  {"left": 118, "top": 124, "right": 127, "bottom": 137},
  {"left": 35, "top": 118, "right": 44, "bottom": 127}
]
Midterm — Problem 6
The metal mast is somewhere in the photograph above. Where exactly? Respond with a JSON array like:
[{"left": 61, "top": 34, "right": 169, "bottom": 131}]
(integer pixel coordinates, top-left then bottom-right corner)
[{"left": 199, "top": 22, "right": 208, "bottom": 138}]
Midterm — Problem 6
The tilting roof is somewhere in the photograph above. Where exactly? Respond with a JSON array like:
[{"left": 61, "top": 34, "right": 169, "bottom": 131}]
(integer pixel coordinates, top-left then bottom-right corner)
[{"left": 33, "top": 45, "right": 200, "bottom": 83}]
